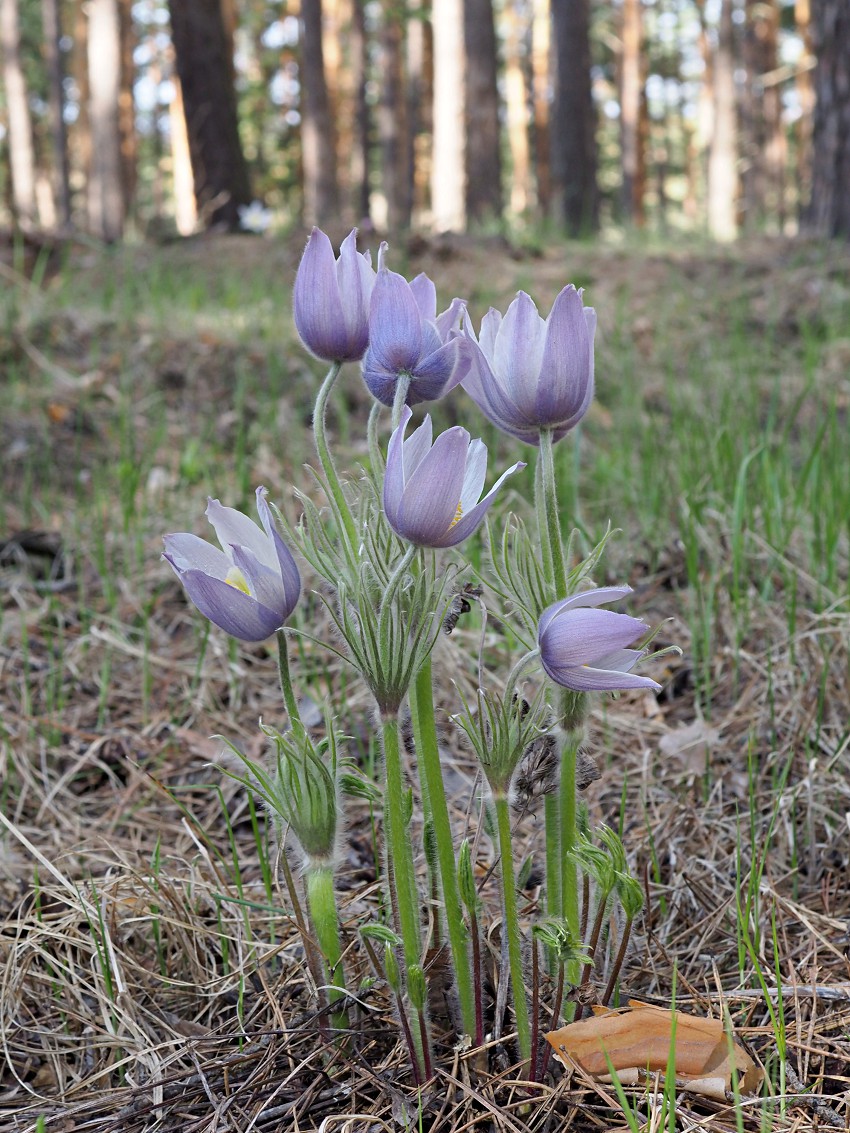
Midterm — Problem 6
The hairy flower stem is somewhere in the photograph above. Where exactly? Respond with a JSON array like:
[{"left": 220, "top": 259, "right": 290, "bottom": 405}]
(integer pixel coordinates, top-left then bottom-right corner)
[
  {"left": 539, "top": 959, "right": 566, "bottom": 1079},
  {"left": 469, "top": 907, "right": 484, "bottom": 1047},
  {"left": 538, "top": 428, "right": 568, "bottom": 601},
  {"left": 304, "top": 865, "right": 347, "bottom": 1029},
  {"left": 559, "top": 731, "right": 581, "bottom": 982},
  {"left": 393, "top": 988, "right": 423, "bottom": 1087},
  {"left": 391, "top": 373, "right": 412, "bottom": 430},
  {"left": 602, "top": 916, "right": 635, "bottom": 1005},
  {"left": 380, "top": 713, "right": 429, "bottom": 1075},
  {"left": 278, "top": 850, "right": 330, "bottom": 1040},
  {"left": 276, "top": 630, "right": 303, "bottom": 732},
  {"left": 533, "top": 448, "right": 555, "bottom": 587},
  {"left": 314, "top": 361, "right": 358, "bottom": 559},
  {"left": 494, "top": 795, "right": 531, "bottom": 1063},
  {"left": 544, "top": 794, "right": 562, "bottom": 918},
  {"left": 575, "top": 894, "right": 608, "bottom": 1021},
  {"left": 409, "top": 659, "right": 476, "bottom": 1038}
]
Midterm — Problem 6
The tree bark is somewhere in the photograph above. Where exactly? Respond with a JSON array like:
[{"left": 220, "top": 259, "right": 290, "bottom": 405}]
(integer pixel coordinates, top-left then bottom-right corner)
[
  {"left": 707, "top": 0, "right": 737, "bottom": 241},
  {"left": 1, "top": 0, "right": 38, "bottom": 227},
  {"left": 87, "top": 0, "right": 124, "bottom": 240},
  {"left": 619, "top": 0, "right": 645, "bottom": 225},
  {"left": 379, "top": 0, "right": 410, "bottom": 230},
  {"left": 42, "top": 0, "right": 72, "bottom": 228},
  {"left": 463, "top": 0, "right": 501, "bottom": 224},
  {"left": 805, "top": 0, "right": 850, "bottom": 237},
  {"left": 431, "top": 0, "right": 465, "bottom": 231},
  {"left": 504, "top": 0, "right": 531, "bottom": 216},
  {"left": 551, "top": 0, "right": 598, "bottom": 234},
  {"left": 167, "top": 0, "right": 252, "bottom": 230},
  {"left": 117, "top": 0, "right": 138, "bottom": 220},
  {"left": 794, "top": 0, "right": 815, "bottom": 216},
  {"left": 299, "top": 0, "right": 340, "bottom": 226},
  {"left": 351, "top": 0, "right": 371, "bottom": 222},
  {"left": 531, "top": 0, "right": 551, "bottom": 213},
  {"left": 170, "top": 71, "right": 197, "bottom": 235}
]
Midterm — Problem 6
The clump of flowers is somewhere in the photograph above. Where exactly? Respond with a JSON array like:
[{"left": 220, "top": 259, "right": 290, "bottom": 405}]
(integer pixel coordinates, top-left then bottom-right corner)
[{"left": 163, "top": 228, "right": 666, "bottom": 1084}]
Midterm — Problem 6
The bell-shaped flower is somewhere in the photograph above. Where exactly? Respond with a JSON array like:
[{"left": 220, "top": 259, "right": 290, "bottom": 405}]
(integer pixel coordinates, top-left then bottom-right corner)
[
  {"left": 361, "top": 245, "right": 468, "bottom": 407},
  {"left": 293, "top": 227, "right": 375, "bottom": 362},
  {"left": 462, "top": 285, "right": 596, "bottom": 445},
  {"left": 537, "top": 587, "right": 660, "bottom": 692},
  {"left": 383, "top": 405, "right": 525, "bottom": 548},
  {"left": 163, "top": 486, "right": 300, "bottom": 642}
]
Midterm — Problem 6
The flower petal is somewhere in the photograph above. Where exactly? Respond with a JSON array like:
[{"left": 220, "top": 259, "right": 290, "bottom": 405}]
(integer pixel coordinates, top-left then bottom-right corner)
[
  {"left": 409, "top": 272, "right": 437, "bottom": 323},
  {"left": 163, "top": 533, "right": 231, "bottom": 579},
  {"left": 493, "top": 291, "right": 546, "bottom": 417},
  {"left": 537, "top": 286, "right": 592, "bottom": 425},
  {"left": 439, "top": 459, "right": 526, "bottom": 546},
  {"left": 540, "top": 607, "right": 650, "bottom": 667},
  {"left": 368, "top": 268, "right": 422, "bottom": 373},
  {"left": 383, "top": 405, "right": 413, "bottom": 523},
  {"left": 394, "top": 426, "right": 469, "bottom": 544},
  {"left": 293, "top": 228, "right": 349, "bottom": 361},
  {"left": 401, "top": 411, "right": 433, "bottom": 479},
  {"left": 255, "top": 487, "right": 300, "bottom": 612},
  {"left": 335, "top": 228, "right": 374, "bottom": 357},
  {"left": 541, "top": 657, "right": 660, "bottom": 692},
  {"left": 173, "top": 570, "right": 284, "bottom": 641},
  {"left": 206, "top": 497, "right": 276, "bottom": 570}
]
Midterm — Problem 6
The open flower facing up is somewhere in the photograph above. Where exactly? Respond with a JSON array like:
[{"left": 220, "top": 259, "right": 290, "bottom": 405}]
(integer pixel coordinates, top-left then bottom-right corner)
[
  {"left": 537, "top": 587, "right": 660, "bottom": 692},
  {"left": 163, "top": 487, "right": 300, "bottom": 641},
  {"left": 294, "top": 228, "right": 376, "bottom": 362},
  {"left": 383, "top": 405, "right": 525, "bottom": 547},
  {"left": 362, "top": 245, "right": 468, "bottom": 407},
  {"left": 462, "top": 286, "right": 596, "bottom": 445}
]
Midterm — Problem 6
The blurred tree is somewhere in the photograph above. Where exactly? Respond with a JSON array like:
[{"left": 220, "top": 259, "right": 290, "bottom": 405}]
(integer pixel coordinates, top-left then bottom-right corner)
[
  {"left": 805, "top": 0, "right": 849, "bottom": 236},
  {"left": 706, "top": 0, "right": 737, "bottom": 241},
  {"left": 531, "top": 0, "right": 550, "bottom": 213},
  {"left": 87, "top": 0, "right": 124, "bottom": 240},
  {"left": 464, "top": 0, "right": 501, "bottom": 223},
  {"left": 431, "top": 0, "right": 465, "bottom": 230},
  {"left": 551, "top": 0, "right": 598, "bottom": 233},
  {"left": 794, "top": 0, "right": 814, "bottom": 213},
  {"left": 117, "top": 0, "right": 138, "bottom": 220},
  {"left": 42, "top": 0, "right": 71, "bottom": 228},
  {"left": 619, "top": 0, "right": 645, "bottom": 225},
  {"left": 1, "top": 0, "right": 38, "bottom": 227},
  {"left": 379, "top": 0, "right": 410, "bottom": 230},
  {"left": 504, "top": 0, "right": 531, "bottom": 215},
  {"left": 300, "top": 0, "right": 340, "bottom": 225},
  {"left": 167, "top": 0, "right": 252, "bottom": 230},
  {"left": 742, "top": 0, "right": 784, "bottom": 230}
]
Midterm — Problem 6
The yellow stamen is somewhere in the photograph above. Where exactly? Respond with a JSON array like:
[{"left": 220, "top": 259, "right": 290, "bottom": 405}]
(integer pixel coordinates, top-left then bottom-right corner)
[
  {"left": 225, "top": 566, "right": 251, "bottom": 595},
  {"left": 449, "top": 501, "right": 464, "bottom": 528}
]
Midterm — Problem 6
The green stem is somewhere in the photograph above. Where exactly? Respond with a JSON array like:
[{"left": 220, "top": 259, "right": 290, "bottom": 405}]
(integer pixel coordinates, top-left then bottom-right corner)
[
  {"left": 409, "top": 658, "right": 476, "bottom": 1037},
  {"left": 602, "top": 916, "right": 634, "bottom": 1005},
  {"left": 276, "top": 629, "right": 302, "bottom": 732},
  {"left": 539, "top": 428, "right": 568, "bottom": 600},
  {"left": 534, "top": 438, "right": 555, "bottom": 588},
  {"left": 304, "top": 864, "right": 347, "bottom": 1028},
  {"left": 367, "top": 399, "right": 383, "bottom": 475},
  {"left": 313, "top": 361, "right": 358, "bottom": 557},
  {"left": 544, "top": 794, "right": 562, "bottom": 921},
  {"left": 380, "top": 715, "right": 421, "bottom": 970},
  {"left": 559, "top": 732, "right": 580, "bottom": 983},
  {"left": 494, "top": 795, "right": 531, "bottom": 1062}
]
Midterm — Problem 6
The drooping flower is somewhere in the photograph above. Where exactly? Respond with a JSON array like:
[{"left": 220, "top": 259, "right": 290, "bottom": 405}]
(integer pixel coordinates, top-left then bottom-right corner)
[
  {"left": 462, "top": 286, "right": 596, "bottom": 445},
  {"left": 293, "top": 228, "right": 376, "bottom": 362},
  {"left": 361, "top": 245, "right": 468, "bottom": 407},
  {"left": 383, "top": 405, "right": 525, "bottom": 548},
  {"left": 163, "top": 487, "right": 300, "bottom": 641},
  {"left": 537, "top": 587, "right": 660, "bottom": 692}
]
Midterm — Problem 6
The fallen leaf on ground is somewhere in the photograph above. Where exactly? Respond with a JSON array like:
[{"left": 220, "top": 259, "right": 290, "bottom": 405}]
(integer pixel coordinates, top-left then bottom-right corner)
[{"left": 546, "top": 999, "right": 762, "bottom": 1100}]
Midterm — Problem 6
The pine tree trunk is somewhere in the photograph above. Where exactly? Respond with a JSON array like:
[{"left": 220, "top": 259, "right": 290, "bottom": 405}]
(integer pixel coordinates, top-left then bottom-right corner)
[
  {"left": 505, "top": 0, "right": 532, "bottom": 215},
  {"left": 170, "top": 72, "right": 197, "bottom": 235},
  {"left": 531, "top": 0, "right": 551, "bottom": 213},
  {"left": 167, "top": 0, "right": 252, "bottom": 230},
  {"left": 351, "top": 0, "right": 371, "bottom": 222},
  {"left": 551, "top": 0, "right": 598, "bottom": 234},
  {"left": 72, "top": 0, "right": 92, "bottom": 200},
  {"left": 431, "top": 0, "right": 465, "bottom": 231},
  {"left": 407, "top": 0, "right": 430, "bottom": 219},
  {"left": 42, "top": 0, "right": 72, "bottom": 228},
  {"left": 619, "top": 0, "right": 645, "bottom": 224},
  {"left": 300, "top": 0, "right": 340, "bottom": 226},
  {"left": 1, "top": 0, "right": 38, "bottom": 227},
  {"left": 794, "top": 0, "right": 815, "bottom": 216},
  {"left": 742, "top": 0, "right": 784, "bottom": 230},
  {"left": 379, "top": 0, "right": 410, "bottom": 230},
  {"left": 707, "top": 0, "right": 737, "bottom": 241},
  {"left": 464, "top": 0, "right": 501, "bottom": 224},
  {"left": 805, "top": 0, "right": 850, "bottom": 236},
  {"left": 117, "top": 0, "right": 137, "bottom": 220},
  {"left": 87, "top": 0, "right": 124, "bottom": 240}
]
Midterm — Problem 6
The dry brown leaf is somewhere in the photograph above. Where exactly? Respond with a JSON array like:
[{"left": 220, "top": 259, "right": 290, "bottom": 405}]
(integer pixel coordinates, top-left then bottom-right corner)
[{"left": 546, "top": 999, "right": 763, "bottom": 1101}]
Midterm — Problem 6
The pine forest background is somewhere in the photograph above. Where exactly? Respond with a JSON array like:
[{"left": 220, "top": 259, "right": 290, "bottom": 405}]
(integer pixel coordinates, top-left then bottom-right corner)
[{"left": 1, "top": 0, "right": 849, "bottom": 243}]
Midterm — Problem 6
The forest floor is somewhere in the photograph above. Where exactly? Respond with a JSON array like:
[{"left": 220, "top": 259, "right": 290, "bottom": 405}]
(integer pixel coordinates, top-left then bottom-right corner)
[{"left": 1, "top": 228, "right": 849, "bottom": 1132}]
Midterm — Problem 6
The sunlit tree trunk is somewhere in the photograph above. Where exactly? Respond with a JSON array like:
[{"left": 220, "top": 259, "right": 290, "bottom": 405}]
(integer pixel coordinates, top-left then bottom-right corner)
[
  {"left": 117, "top": 0, "right": 137, "bottom": 221},
  {"left": 72, "top": 0, "right": 92, "bottom": 198},
  {"left": 805, "top": 0, "right": 850, "bottom": 236},
  {"left": 87, "top": 0, "right": 124, "bottom": 240},
  {"left": 551, "top": 0, "right": 598, "bottom": 234},
  {"left": 706, "top": 0, "right": 737, "bottom": 241},
  {"left": 431, "top": 0, "right": 465, "bottom": 231},
  {"left": 407, "top": 0, "right": 430, "bottom": 219},
  {"left": 504, "top": 0, "right": 532, "bottom": 216},
  {"left": 379, "top": 0, "right": 410, "bottom": 230},
  {"left": 168, "top": 0, "right": 252, "bottom": 230},
  {"left": 619, "top": 0, "right": 645, "bottom": 225},
  {"left": 169, "top": 71, "right": 196, "bottom": 235},
  {"left": 351, "top": 0, "right": 371, "bottom": 221},
  {"left": 464, "top": 0, "right": 501, "bottom": 224},
  {"left": 531, "top": 0, "right": 551, "bottom": 213},
  {"left": 794, "top": 0, "right": 815, "bottom": 219},
  {"left": 1, "top": 0, "right": 38, "bottom": 227},
  {"left": 42, "top": 0, "right": 71, "bottom": 228},
  {"left": 300, "top": 0, "right": 340, "bottom": 225}
]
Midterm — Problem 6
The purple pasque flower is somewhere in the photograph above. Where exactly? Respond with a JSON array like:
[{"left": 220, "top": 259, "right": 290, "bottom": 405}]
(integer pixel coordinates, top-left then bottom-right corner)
[
  {"left": 163, "top": 487, "right": 300, "bottom": 642},
  {"left": 361, "top": 244, "right": 468, "bottom": 407},
  {"left": 293, "top": 227, "right": 375, "bottom": 362},
  {"left": 537, "top": 587, "right": 660, "bottom": 693},
  {"left": 462, "top": 285, "right": 596, "bottom": 445},
  {"left": 383, "top": 405, "right": 525, "bottom": 547}
]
